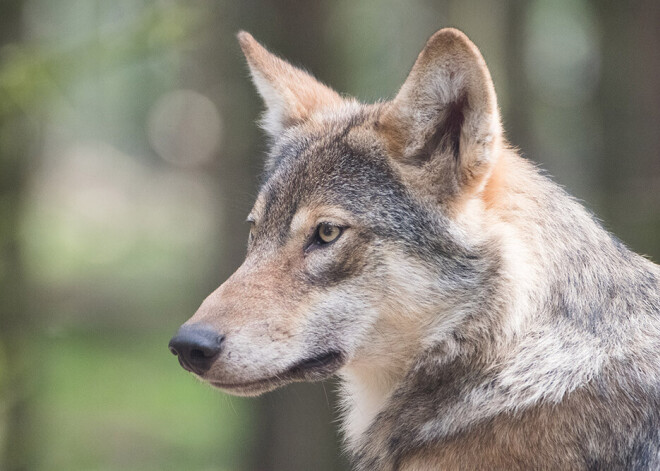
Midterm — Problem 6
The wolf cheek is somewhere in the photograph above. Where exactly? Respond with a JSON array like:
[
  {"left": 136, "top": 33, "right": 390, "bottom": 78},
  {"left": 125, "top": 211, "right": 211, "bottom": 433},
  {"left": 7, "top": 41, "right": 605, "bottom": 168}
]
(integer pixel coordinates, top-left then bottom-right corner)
[{"left": 169, "top": 203, "right": 378, "bottom": 396}]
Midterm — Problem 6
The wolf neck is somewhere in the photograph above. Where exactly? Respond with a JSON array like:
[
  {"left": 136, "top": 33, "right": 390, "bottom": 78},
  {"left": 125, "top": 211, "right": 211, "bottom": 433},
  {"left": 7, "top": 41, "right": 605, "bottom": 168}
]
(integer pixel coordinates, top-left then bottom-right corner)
[
  {"left": 339, "top": 149, "right": 655, "bottom": 451},
  {"left": 339, "top": 329, "right": 422, "bottom": 445},
  {"left": 338, "top": 151, "right": 534, "bottom": 445}
]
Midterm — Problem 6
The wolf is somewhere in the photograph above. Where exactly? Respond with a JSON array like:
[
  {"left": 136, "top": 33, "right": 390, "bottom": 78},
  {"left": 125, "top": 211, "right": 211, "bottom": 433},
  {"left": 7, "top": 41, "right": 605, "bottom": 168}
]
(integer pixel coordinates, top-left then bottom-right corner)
[{"left": 169, "top": 28, "right": 660, "bottom": 469}]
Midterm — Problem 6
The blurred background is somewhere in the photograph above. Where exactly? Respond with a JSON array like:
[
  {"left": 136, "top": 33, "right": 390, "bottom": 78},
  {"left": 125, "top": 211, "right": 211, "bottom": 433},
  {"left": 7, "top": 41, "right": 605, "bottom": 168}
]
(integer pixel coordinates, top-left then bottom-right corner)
[{"left": 0, "top": 0, "right": 658, "bottom": 470}]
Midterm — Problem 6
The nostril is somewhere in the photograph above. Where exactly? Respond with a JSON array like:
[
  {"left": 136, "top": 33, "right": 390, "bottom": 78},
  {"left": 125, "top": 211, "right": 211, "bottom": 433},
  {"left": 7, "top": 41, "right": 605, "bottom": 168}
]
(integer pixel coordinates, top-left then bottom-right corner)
[{"left": 190, "top": 348, "right": 208, "bottom": 359}]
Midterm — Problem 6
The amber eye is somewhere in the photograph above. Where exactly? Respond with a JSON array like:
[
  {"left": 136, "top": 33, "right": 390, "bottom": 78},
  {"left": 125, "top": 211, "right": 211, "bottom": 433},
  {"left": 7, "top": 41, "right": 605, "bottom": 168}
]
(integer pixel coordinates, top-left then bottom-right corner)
[{"left": 317, "top": 223, "right": 342, "bottom": 244}]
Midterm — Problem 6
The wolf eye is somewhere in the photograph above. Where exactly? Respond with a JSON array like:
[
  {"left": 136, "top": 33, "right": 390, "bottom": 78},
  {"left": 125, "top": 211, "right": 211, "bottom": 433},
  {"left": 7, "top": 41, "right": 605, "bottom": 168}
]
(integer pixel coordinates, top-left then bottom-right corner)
[{"left": 316, "top": 223, "right": 342, "bottom": 244}]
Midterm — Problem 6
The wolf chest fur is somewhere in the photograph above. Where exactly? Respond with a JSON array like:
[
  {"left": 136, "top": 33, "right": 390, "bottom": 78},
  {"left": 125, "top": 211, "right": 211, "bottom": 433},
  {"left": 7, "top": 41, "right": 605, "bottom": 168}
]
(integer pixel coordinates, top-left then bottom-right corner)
[{"left": 169, "top": 28, "right": 660, "bottom": 470}]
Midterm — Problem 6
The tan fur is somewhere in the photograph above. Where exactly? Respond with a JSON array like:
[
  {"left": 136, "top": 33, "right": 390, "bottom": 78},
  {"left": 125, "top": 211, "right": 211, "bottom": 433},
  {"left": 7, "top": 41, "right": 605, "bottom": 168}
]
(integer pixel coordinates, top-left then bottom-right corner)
[
  {"left": 399, "top": 384, "right": 648, "bottom": 470},
  {"left": 170, "top": 28, "right": 660, "bottom": 470},
  {"left": 238, "top": 31, "right": 343, "bottom": 137},
  {"left": 381, "top": 28, "right": 502, "bottom": 209}
]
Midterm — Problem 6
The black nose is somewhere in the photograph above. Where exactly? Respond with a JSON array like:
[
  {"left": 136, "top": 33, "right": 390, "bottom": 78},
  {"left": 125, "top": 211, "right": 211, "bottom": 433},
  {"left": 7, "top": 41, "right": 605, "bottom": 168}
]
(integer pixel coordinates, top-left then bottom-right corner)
[{"left": 169, "top": 324, "right": 224, "bottom": 375}]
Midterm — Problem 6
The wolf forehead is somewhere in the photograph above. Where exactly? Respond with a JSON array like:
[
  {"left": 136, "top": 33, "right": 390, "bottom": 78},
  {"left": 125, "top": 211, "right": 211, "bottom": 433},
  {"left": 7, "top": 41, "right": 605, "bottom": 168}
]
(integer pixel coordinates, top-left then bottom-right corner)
[
  {"left": 252, "top": 106, "right": 455, "bottom": 251},
  {"left": 256, "top": 108, "right": 395, "bottom": 219}
]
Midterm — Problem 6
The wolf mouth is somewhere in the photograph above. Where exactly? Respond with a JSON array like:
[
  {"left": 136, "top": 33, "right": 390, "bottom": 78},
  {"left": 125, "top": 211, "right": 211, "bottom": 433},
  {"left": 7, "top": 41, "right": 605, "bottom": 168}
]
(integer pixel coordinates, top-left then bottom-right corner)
[{"left": 209, "top": 350, "right": 344, "bottom": 393}]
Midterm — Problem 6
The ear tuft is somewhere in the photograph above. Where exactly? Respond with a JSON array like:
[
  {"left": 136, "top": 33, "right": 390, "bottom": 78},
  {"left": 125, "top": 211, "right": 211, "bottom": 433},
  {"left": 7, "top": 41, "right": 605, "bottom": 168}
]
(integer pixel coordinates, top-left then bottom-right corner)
[
  {"left": 381, "top": 28, "right": 502, "bottom": 201},
  {"left": 236, "top": 30, "right": 256, "bottom": 54},
  {"left": 237, "top": 31, "right": 343, "bottom": 139}
]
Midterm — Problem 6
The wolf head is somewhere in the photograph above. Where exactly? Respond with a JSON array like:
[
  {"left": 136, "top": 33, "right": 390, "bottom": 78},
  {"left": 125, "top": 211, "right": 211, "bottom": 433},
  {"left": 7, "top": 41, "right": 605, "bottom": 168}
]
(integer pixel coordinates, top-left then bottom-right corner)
[{"left": 169, "top": 28, "right": 504, "bottom": 396}]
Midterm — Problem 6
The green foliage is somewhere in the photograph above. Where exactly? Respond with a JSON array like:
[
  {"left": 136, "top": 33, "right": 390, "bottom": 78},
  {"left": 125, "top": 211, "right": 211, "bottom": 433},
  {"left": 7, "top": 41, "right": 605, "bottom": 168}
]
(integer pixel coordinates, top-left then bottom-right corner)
[
  {"left": 0, "top": 3, "right": 196, "bottom": 120},
  {"left": 34, "top": 331, "right": 255, "bottom": 470}
]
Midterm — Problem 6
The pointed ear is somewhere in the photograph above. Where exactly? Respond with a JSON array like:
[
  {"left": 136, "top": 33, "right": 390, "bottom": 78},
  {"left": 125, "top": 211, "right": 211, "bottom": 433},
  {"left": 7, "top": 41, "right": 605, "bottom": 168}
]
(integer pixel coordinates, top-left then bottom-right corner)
[
  {"left": 237, "top": 31, "right": 343, "bottom": 138},
  {"left": 380, "top": 28, "right": 502, "bottom": 201}
]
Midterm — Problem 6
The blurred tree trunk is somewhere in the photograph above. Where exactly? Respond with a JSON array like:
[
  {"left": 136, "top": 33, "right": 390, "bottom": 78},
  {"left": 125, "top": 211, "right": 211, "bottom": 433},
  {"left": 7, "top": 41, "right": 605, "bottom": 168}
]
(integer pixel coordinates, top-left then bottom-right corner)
[
  {"left": 0, "top": 1, "right": 37, "bottom": 470},
  {"left": 501, "top": 0, "right": 534, "bottom": 156},
  {"left": 594, "top": 0, "right": 660, "bottom": 260}
]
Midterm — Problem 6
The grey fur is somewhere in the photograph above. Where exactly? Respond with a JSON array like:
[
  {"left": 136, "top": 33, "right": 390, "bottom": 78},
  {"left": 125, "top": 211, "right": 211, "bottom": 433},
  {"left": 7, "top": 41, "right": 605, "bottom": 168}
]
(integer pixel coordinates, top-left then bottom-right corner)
[
  {"left": 174, "top": 29, "right": 660, "bottom": 470},
  {"left": 263, "top": 107, "right": 660, "bottom": 469}
]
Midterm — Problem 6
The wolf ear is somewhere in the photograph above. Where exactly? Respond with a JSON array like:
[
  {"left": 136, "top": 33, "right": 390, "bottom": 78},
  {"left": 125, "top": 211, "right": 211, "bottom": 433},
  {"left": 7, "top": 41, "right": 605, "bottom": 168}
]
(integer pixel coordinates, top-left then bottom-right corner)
[
  {"left": 237, "top": 31, "right": 343, "bottom": 138},
  {"left": 380, "top": 28, "right": 502, "bottom": 201}
]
